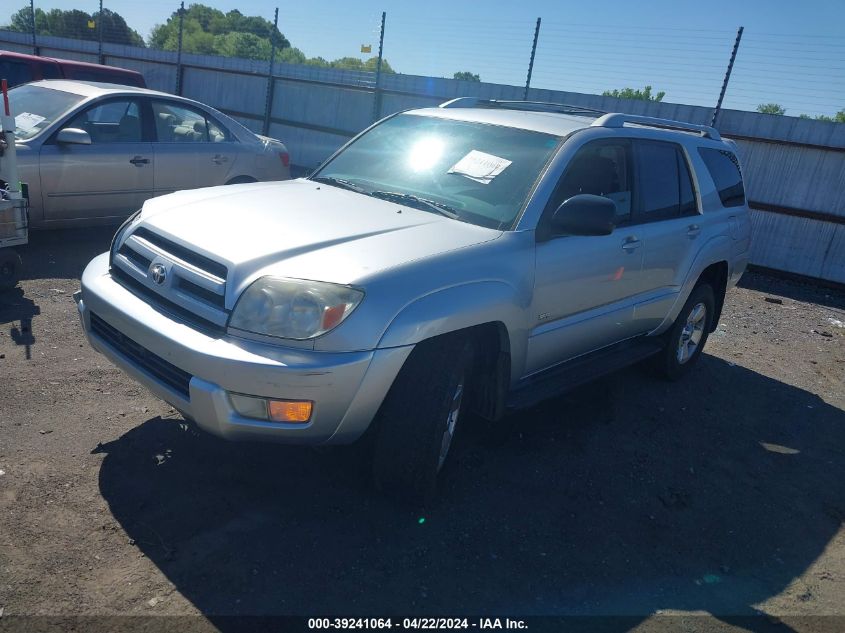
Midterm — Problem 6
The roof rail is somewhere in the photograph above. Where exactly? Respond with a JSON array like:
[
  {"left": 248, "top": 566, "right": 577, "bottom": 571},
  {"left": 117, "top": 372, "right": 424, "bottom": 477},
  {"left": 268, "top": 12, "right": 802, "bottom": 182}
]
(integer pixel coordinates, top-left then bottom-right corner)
[
  {"left": 592, "top": 113, "right": 721, "bottom": 141},
  {"left": 439, "top": 97, "right": 605, "bottom": 117}
]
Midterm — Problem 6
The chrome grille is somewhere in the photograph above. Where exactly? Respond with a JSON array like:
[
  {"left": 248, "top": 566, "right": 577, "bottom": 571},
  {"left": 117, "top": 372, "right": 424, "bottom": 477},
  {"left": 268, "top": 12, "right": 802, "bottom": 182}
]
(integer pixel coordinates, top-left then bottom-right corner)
[{"left": 111, "top": 227, "right": 229, "bottom": 332}]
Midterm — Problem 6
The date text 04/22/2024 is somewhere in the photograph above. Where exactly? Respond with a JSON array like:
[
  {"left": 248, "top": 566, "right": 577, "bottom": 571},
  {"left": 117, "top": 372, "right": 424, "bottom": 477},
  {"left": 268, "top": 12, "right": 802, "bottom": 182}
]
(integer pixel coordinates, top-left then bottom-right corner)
[{"left": 307, "top": 618, "right": 528, "bottom": 630}]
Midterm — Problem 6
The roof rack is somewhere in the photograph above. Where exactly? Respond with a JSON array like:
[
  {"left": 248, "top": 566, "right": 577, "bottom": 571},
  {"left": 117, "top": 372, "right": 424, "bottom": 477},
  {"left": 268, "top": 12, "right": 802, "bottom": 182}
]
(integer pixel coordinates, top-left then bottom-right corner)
[
  {"left": 438, "top": 97, "right": 606, "bottom": 117},
  {"left": 591, "top": 113, "right": 721, "bottom": 141}
]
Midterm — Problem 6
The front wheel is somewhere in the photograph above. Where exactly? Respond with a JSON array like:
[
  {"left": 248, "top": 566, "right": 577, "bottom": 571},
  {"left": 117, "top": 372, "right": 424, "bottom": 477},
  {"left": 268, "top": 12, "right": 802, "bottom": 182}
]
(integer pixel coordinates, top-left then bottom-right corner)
[
  {"left": 372, "top": 333, "right": 474, "bottom": 505},
  {"left": 0, "top": 249, "right": 22, "bottom": 291},
  {"left": 654, "top": 283, "right": 715, "bottom": 380}
]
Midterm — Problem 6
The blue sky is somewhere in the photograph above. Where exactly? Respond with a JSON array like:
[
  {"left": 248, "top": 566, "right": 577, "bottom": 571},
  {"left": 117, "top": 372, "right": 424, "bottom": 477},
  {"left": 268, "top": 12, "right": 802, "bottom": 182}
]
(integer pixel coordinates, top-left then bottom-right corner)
[{"left": 12, "top": 0, "right": 845, "bottom": 117}]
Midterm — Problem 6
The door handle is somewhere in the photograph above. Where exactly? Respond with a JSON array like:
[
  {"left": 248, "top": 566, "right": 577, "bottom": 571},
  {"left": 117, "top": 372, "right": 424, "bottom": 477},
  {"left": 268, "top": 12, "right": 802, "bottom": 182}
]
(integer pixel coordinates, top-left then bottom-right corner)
[
  {"left": 687, "top": 224, "right": 701, "bottom": 238},
  {"left": 621, "top": 236, "right": 642, "bottom": 252},
  {"left": 129, "top": 156, "right": 150, "bottom": 166},
  {"left": 212, "top": 154, "right": 229, "bottom": 164}
]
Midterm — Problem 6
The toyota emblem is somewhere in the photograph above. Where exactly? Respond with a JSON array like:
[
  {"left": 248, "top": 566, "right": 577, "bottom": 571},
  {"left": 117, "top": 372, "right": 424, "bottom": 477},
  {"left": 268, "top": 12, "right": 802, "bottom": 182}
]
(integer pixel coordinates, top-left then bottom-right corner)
[{"left": 150, "top": 263, "right": 167, "bottom": 285}]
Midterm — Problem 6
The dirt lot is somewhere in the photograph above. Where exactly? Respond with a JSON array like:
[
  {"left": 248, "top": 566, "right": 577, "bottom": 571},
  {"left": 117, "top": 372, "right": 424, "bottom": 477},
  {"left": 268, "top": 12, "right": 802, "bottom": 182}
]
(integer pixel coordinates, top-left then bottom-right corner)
[{"left": 1, "top": 227, "right": 844, "bottom": 632}]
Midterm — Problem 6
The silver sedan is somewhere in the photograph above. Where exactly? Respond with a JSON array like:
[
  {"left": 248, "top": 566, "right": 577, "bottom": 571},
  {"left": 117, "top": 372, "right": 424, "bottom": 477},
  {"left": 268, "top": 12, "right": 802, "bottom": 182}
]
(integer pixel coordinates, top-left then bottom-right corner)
[{"left": 9, "top": 80, "right": 291, "bottom": 228}]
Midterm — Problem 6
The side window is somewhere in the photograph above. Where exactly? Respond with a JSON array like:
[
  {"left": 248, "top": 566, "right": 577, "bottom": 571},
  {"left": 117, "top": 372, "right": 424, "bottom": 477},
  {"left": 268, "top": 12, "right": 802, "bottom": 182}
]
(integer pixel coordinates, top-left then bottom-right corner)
[
  {"left": 634, "top": 140, "right": 681, "bottom": 221},
  {"left": 40, "top": 62, "right": 62, "bottom": 79},
  {"left": 698, "top": 148, "right": 745, "bottom": 207},
  {"left": 550, "top": 140, "right": 632, "bottom": 223},
  {"left": 152, "top": 101, "right": 225, "bottom": 143},
  {"left": 66, "top": 99, "right": 142, "bottom": 143},
  {"left": 0, "top": 60, "right": 33, "bottom": 87}
]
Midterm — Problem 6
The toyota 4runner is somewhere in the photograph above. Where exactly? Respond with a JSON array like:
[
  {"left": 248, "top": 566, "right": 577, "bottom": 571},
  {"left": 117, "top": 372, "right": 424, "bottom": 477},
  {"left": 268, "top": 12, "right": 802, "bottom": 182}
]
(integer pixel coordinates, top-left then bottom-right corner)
[{"left": 75, "top": 98, "right": 751, "bottom": 503}]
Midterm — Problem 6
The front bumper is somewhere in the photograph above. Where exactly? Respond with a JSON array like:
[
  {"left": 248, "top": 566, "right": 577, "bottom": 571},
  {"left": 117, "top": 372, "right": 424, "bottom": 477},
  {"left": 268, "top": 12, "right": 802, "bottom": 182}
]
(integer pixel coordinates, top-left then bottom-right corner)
[{"left": 76, "top": 253, "right": 412, "bottom": 444}]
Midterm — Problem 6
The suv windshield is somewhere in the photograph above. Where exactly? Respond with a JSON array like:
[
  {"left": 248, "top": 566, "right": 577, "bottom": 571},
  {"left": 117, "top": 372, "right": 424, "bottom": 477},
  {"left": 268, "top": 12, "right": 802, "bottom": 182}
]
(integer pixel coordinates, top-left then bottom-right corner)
[
  {"left": 9, "top": 84, "right": 86, "bottom": 140},
  {"left": 312, "top": 113, "right": 561, "bottom": 229}
]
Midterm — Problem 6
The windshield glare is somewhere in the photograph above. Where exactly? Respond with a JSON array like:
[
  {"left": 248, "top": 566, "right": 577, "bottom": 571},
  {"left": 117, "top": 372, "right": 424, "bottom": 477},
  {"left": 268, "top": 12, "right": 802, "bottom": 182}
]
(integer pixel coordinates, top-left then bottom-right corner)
[
  {"left": 9, "top": 85, "right": 86, "bottom": 140},
  {"left": 313, "top": 113, "right": 560, "bottom": 229}
]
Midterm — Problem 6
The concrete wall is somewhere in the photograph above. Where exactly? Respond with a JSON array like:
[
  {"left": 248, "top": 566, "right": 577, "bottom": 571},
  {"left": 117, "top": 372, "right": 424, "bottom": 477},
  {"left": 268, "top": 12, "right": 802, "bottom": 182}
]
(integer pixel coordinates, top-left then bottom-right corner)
[{"left": 2, "top": 29, "right": 843, "bottom": 284}]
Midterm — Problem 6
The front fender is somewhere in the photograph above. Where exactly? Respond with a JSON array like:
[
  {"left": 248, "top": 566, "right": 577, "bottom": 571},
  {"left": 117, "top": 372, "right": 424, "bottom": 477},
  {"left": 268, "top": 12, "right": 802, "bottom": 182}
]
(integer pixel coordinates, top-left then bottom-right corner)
[{"left": 377, "top": 281, "right": 531, "bottom": 382}]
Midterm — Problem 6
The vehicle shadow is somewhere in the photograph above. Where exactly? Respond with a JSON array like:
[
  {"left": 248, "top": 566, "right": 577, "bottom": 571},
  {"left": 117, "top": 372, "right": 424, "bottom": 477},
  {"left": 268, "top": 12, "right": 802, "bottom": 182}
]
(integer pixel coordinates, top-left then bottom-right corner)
[
  {"left": 740, "top": 269, "right": 845, "bottom": 311},
  {"left": 95, "top": 356, "right": 845, "bottom": 629},
  {"left": 16, "top": 225, "right": 118, "bottom": 282},
  {"left": 0, "top": 287, "right": 41, "bottom": 359}
]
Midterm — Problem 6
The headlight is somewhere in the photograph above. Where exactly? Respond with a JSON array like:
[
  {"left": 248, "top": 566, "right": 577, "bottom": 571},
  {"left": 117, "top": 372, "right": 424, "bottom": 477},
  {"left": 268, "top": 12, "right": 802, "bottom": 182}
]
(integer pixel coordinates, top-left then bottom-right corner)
[
  {"left": 109, "top": 209, "right": 142, "bottom": 265},
  {"left": 229, "top": 277, "right": 364, "bottom": 340}
]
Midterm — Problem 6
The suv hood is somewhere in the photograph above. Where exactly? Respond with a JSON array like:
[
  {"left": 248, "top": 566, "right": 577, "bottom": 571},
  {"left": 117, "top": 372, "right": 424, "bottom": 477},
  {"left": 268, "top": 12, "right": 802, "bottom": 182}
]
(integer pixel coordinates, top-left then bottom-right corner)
[{"left": 136, "top": 179, "right": 500, "bottom": 288}]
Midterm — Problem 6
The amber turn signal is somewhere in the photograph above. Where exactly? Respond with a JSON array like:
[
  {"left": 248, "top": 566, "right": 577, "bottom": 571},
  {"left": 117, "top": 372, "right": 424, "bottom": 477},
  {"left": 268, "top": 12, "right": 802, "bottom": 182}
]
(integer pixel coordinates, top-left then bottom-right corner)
[{"left": 268, "top": 399, "right": 313, "bottom": 423}]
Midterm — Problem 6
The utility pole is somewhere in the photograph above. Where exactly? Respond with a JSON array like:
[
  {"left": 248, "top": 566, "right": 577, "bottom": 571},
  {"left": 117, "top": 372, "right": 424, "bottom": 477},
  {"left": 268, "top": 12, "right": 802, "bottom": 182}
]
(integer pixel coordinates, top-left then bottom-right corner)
[
  {"left": 711, "top": 26, "right": 744, "bottom": 128},
  {"left": 29, "top": 0, "right": 38, "bottom": 55},
  {"left": 262, "top": 7, "right": 279, "bottom": 136},
  {"left": 97, "top": 0, "right": 104, "bottom": 65},
  {"left": 524, "top": 18, "right": 541, "bottom": 101},
  {"left": 175, "top": 1, "right": 185, "bottom": 95},
  {"left": 371, "top": 11, "right": 386, "bottom": 122}
]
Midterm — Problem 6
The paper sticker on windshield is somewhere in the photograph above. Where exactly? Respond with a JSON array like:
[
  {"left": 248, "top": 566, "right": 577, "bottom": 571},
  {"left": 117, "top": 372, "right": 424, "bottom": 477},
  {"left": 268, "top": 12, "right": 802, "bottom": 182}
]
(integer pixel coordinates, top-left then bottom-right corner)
[
  {"left": 15, "top": 112, "right": 46, "bottom": 132},
  {"left": 448, "top": 150, "right": 512, "bottom": 185}
]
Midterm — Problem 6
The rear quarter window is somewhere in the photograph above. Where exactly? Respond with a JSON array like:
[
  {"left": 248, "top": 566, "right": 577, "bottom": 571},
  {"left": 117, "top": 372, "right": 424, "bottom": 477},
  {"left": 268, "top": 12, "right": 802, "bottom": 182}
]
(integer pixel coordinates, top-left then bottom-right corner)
[
  {"left": 698, "top": 147, "right": 745, "bottom": 208},
  {"left": 60, "top": 67, "right": 143, "bottom": 87},
  {"left": 0, "top": 60, "right": 33, "bottom": 88}
]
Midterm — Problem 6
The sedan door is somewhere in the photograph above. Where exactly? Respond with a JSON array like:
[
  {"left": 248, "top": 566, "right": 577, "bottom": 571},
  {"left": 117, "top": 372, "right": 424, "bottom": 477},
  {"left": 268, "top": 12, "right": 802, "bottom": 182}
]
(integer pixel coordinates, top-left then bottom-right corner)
[
  {"left": 39, "top": 97, "right": 154, "bottom": 223},
  {"left": 525, "top": 138, "right": 650, "bottom": 376},
  {"left": 150, "top": 99, "right": 237, "bottom": 196}
]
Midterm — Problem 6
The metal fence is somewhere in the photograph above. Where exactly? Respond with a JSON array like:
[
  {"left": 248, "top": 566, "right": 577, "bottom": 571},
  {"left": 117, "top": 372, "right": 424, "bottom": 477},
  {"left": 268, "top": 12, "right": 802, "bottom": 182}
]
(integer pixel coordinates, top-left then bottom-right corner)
[{"left": 1, "top": 7, "right": 844, "bottom": 284}]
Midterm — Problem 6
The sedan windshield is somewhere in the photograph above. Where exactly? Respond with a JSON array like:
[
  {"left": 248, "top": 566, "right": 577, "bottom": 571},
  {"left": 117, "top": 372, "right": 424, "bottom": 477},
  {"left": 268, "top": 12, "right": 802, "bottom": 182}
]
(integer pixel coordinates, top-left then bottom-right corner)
[
  {"left": 8, "top": 85, "right": 86, "bottom": 140},
  {"left": 312, "top": 113, "right": 561, "bottom": 229}
]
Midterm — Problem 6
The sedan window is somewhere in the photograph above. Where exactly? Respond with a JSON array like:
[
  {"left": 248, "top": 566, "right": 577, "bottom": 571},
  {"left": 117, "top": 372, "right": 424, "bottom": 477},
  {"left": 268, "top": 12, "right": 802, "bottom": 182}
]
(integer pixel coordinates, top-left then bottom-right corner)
[
  {"left": 152, "top": 101, "right": 229, "bottom": 143},
  {"left": 8, "top": 84, "right": 86, "bottom": 140},
  {"left": 66, "top": 99, "right": 143, "bottom": 143}
]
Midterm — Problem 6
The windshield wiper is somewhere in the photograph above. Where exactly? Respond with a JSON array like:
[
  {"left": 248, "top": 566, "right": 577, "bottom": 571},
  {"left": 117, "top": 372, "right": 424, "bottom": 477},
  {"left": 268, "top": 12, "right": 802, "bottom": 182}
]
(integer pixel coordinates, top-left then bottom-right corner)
[
  {"left": 311, "top": 176, "right": 369, "bottom": 194},
  {"left": 370, "top": 191, "right": 460, "bottom": 219}
]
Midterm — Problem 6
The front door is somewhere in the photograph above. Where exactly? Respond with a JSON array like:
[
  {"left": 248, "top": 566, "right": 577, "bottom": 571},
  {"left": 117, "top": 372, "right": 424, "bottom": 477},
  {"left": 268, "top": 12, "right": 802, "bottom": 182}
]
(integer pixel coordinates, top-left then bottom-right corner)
[
  {"left": 525, "top": 138, "right": 649, "bottom": 376},
  {"left": 39, "top": 97, "right": 154, "bottom": 223}
]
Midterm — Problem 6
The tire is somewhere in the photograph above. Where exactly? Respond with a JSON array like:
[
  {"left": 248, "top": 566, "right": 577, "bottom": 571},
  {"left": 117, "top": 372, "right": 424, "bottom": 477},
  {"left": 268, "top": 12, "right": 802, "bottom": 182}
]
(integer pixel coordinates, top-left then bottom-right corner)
[
  {"left": 372, "top": 333, "right": 474, "bottom": 505},
  {"left": 0, "top": 249, "right": 22, "bottom": 291},
  {"left": 654, "top": 283, "right": 715, "bottom": 381}
]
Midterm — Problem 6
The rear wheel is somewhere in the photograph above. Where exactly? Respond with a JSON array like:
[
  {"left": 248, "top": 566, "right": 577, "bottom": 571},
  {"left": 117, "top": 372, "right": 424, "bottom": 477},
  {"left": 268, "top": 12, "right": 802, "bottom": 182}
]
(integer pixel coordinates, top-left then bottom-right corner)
[
  {"left": 654, "top": 283, "right": 715, "bottom": 380},
  {"left": 372, "top": 333, "right": 474, "bottom": 505},
  {"left": 0, "top": 249, "right": 22, "bottom": 291}
]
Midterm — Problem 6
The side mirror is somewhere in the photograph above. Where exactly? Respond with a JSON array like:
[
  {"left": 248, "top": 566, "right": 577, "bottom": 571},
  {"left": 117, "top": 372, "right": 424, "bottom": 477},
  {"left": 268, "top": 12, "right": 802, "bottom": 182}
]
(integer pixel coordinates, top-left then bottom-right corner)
[
  {"left": 56, "top": 128, "right": 92, "bottom": 145},
  {"left": 550, "top": 194, "right": 616, "bottom": 236}
]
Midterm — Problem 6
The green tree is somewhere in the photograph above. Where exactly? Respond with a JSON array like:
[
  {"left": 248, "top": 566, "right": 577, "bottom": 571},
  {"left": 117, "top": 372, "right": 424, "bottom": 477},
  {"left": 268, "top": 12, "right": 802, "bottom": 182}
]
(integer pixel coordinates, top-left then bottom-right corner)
[
  {"left": 799, "top": 109, "right": 845, "bottom": 123},
  {"left": 216, "top": 31, "right": 271, "bottom": 60},
  {"left": 757, "top": 103, "right": 786, "bottom": 115},
  {"left": 149, "top": 4, "right": 289, "bottom": 56},
  {"left": 6, "top": 5, "right": 144, "bottom": 46},
  {"left": 602, "top": 85, "right": 665, "bottom": 102},
  {"left": 362, "top": 57, "right": 394, "bottom": 73},
  {"left": 453, "top": 71, "right": 480, "bottom": 82}
]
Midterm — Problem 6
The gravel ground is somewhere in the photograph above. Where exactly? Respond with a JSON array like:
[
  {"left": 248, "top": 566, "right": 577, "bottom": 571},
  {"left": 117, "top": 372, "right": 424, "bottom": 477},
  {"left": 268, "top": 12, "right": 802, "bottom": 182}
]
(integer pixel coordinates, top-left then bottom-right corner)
[{"left": 1, "top": 227, "right": 844, "bottom": 632}]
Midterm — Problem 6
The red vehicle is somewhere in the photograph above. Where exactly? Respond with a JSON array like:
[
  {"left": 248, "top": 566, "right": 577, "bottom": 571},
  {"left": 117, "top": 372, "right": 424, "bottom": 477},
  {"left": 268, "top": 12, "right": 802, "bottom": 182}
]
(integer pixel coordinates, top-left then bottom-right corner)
[{"left": 0, "top": 50, "right": 145, "bottom": 89}]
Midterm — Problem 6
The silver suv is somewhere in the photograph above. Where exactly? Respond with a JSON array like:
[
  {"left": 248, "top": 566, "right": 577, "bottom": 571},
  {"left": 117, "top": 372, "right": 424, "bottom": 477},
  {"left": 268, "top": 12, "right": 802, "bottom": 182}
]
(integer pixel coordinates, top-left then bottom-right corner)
[{"left": 75, "top": 99, "right": 751, "bottom": 503}]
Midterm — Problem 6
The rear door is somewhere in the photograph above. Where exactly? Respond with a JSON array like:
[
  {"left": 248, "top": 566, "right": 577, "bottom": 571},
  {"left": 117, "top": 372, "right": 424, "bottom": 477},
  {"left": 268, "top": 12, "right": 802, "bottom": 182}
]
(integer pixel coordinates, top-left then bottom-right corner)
[
  {"left": 150, "top": 99, "right": 236, "bottom": 196},
  {"left": 629, "top": 139, "right": 702, "bottom": 331},
  {"left": 39, "top": 96, "right": 154, "bottom": 223}
]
